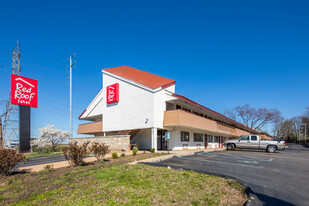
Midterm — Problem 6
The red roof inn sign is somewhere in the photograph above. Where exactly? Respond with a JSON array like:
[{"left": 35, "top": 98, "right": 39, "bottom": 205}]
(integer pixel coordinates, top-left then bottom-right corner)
[
  {"left": 106, "top": 83, "right": 119, "bottom": 104},
  {"left": 11, "top": 74, "right": 38, "bottom": 108}
]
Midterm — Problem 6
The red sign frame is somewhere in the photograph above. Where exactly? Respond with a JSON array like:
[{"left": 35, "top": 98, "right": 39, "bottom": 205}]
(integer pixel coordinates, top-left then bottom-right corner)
[
  {"left": 106, "top": 83, "right": 119, "bottom": 104},
  {"left": 11, "top": 74, "right": 38, "bottom": 107}
]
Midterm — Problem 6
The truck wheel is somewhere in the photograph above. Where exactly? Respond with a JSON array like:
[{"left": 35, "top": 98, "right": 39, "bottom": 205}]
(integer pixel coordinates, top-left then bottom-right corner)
[
  {"left": 267, "top": 145, "right": 277, "bottom": 153},
  {"left": 227, "top": 144, "right": 235, "bottom": 151}
]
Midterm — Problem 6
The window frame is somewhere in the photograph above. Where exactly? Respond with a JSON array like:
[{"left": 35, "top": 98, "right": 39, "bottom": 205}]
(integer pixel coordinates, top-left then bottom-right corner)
[
  {"left": 207, "top": 135, "right": 213, "bottom": 142},
  {"left": 181, "top": 131, "right": 190, "bottom": 142},
  {"left": 193, "top": 133, "right": 203, "bottom": 142}
]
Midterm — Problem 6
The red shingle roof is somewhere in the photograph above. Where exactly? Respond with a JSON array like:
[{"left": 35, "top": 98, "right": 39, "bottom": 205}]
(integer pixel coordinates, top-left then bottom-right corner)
[{"left": 103, "top": 66, "right": 176, "bottom": 89}]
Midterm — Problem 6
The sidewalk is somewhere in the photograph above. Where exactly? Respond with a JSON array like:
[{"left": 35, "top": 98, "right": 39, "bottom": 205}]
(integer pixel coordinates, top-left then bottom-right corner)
[
  {"left": 19, "top": 148, "right": 225, "bottom": 172},
  {"left": 129, "top": 148, "right": 225, "bottom": 165}
]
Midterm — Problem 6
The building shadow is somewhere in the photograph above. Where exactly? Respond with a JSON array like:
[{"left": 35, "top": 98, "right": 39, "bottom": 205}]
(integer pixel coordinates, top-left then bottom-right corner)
[{"left": 256, "top": 193, "right": 295, "bottom": 206}]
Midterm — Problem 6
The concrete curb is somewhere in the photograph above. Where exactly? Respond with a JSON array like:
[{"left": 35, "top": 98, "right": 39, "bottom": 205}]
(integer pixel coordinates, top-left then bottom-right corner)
[
  {"left": 243, "top": 185, "right": 262, "bottom": 206},
  {"left": 128, "top": 149, "right": 226, "bottom": 165}
]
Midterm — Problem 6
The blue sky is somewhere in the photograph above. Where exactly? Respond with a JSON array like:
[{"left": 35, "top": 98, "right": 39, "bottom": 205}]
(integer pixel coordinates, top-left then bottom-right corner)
[{"left": 0, "top": 0, "right": 308, "bottom": 138}]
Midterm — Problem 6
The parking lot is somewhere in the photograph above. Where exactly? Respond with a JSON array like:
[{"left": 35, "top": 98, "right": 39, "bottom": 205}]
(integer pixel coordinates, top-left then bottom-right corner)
[{"left": 146, "top": 144, "right": 309, "bottom": 206}]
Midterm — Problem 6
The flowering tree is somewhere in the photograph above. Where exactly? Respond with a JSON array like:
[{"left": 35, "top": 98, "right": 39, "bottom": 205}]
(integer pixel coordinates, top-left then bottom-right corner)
[{"left": 31, "top": 125, "right": 70, "bottom": 151}]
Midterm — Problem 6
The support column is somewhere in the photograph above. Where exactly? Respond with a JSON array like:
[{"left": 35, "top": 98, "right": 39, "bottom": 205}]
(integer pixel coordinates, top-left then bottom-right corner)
[
  {"left": 19, "top": 105, "right": 31, "bottom": 153},
  {"left": 151, "top": 127, "right": 157, "bottom": 152}
]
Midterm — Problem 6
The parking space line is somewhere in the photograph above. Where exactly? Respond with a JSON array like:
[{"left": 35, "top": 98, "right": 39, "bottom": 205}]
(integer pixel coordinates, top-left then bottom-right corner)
[
  {"left": 198, "top": 152, "right": 273, "bottom": 162},
  {"left": 196, "top": 152, "right": 218, "bottom": 157},
  {"left": 237, "top": 160, "right": 258, "bottom": 164},
  {"left": 218, "top": 153, "right": 273, "bottom": 162},
  {"left": 178, "top": 156, "right": 264, "bottom": 168}
]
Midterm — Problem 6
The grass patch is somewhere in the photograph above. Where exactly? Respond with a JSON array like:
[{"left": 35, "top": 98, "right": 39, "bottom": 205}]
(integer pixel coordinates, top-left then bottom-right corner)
[{"left": 0, "top": 153, "right": 246, "bottom": 205}]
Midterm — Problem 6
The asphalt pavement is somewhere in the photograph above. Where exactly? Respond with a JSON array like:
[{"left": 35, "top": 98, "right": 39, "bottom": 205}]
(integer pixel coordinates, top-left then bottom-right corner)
[
  {"left": 16, "top": 154, "right": 66, "bottom": 168},
  {"left": 144, "top": 144, "right": 309, "bottom": 206}
]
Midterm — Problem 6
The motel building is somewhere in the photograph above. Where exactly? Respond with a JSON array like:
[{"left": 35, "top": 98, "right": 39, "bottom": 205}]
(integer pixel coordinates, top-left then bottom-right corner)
[{"left": 77, "top": 66, "right": 259, "bottom": 151}]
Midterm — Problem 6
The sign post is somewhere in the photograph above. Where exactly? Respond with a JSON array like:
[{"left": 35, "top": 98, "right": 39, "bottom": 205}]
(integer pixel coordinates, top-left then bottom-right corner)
[
  {"left": 11, "top": 74, "right": 37, "bottom": 153},
  {"left": 167, "top": 131, "right": 170, "bottom": 154}
]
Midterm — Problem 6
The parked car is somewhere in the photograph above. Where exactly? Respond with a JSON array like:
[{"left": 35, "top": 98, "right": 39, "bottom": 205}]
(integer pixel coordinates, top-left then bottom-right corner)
[{"left": 224, "top": 135, "right": 286, "bottom": 153}]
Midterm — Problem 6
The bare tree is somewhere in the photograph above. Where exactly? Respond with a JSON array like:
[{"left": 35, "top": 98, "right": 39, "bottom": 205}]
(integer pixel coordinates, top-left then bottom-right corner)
[
  {"left": 305, "top": 107, "right": 309, "bottom": 118},
  {"left": 272, "top": 118, "right": 293, "bottom": 139},
  {"left": 224, "top": 107, "right": 238, "bottom": 121},
  {"left": 224, "top": 104, "right": 281, "bottom": 130},
  {"left": 290, "top": 116, "right": 302, "bottom": 142},
  {"left": 272, "top": 117, "right": 284, "bottom": 137}
]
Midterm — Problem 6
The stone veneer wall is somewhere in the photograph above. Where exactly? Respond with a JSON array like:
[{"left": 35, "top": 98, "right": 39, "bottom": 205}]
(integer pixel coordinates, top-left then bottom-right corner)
[{"left": 69, "top": 135, "right": 130, "bottom": 151}]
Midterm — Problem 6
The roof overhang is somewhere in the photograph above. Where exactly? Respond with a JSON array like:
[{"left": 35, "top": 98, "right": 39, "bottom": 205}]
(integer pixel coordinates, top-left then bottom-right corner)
[{"left": 170, "top": 93, "right": 259, "bottom": 135}]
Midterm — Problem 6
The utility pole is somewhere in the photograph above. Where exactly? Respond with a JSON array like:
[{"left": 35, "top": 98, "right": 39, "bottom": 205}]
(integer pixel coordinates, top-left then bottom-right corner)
[
  {"left": 67, "top": 54, "right": 75, "bottom": 139},
  {"left": 0, "top": 118, "right": 3, "bottom": 150},
  {"left": 305, "top": 123, "right": 307, "bottom": 143}
]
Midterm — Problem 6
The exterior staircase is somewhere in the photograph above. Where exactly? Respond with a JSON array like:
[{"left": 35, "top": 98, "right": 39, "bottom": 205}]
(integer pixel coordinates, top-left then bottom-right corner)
[{"left": 117, "top": 129, "right": 141, "bottom": 139}]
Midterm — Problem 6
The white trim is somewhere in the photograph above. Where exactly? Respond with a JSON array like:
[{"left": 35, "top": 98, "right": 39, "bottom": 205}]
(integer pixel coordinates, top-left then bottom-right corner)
[
  {"left": 15, "top": 78, "right": 35, "bottom": 87},
  {"left": 80, "top": 89, "right": 103, "bottom": 119}
]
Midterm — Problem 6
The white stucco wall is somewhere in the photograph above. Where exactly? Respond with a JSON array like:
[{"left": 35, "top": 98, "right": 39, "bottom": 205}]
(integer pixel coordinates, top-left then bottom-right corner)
[
  {"left": 102, "top": 73, "right": 155, "bottom": 131},
  {"left": 153, "top": 90, "right": 167, "bottom": 129},
  {"left": 168, "top": 129, "right": 220, "bottom": 150},
  {"left": 165, "top": 84, "right": 175, "bottom": 93},
  {"left": 101, "top": 71, "right": 176, "bottom": 132},
  {"left": 131, "top": 129, "right": 152, "bottom": 149}
]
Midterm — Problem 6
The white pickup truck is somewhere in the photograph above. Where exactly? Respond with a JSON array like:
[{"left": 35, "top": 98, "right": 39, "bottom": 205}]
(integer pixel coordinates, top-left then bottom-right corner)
[{"left": 225, "top": 135, "right": 286, "bottom": 153}]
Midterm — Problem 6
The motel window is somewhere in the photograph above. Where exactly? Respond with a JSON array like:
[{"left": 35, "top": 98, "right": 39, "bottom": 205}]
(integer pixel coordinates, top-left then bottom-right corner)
[
  {"left": 181, "top": 131, "right": 190, "bottom": 142},
  {"left": 214, "top": 136, "right": 219, "bottom": 143},
  {"left": 207, "top": 135, "right": 213, "bottom": 142},
  {"left": 166, "top": 103, "right": 175, "bottom": 111},
  {"left": 199, "top": 113, "right": 204, "bottom": 117},
  {"left": 194, "top": 133, "right": 203, "bottom": 142},
  {"left": 192, "top": 111, "right": 199, "bottom": 116},
  {"left": 182, "top": 107, "right": 191, "bottom": 113}
]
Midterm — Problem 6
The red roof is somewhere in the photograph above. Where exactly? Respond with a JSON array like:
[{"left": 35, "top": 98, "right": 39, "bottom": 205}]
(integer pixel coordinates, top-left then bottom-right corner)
[{"left": 103, "top": 66, "right": 176, "bottom": 89}]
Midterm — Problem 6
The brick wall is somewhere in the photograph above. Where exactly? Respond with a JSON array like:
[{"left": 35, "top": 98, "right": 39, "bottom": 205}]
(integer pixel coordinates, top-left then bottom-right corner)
[{"left": 69, "top": 135, "right": 130, "bottom": 151}]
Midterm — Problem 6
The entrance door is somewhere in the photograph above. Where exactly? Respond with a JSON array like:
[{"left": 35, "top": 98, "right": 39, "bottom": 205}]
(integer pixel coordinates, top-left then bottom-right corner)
[
  {"left": 157, "top": 130, "right": 168, "bottom": 150},
  {"left": 204, "top": 134, "right": 208, "bottom": 149}
]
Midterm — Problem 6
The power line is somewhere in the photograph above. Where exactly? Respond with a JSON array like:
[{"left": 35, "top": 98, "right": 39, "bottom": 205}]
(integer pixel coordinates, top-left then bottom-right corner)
[
  {"left": 35, "top": 108, "right": 80, "bottom": 118},
  {"left": 1, "top": 58, "right": 100, "bottom": 98}
]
